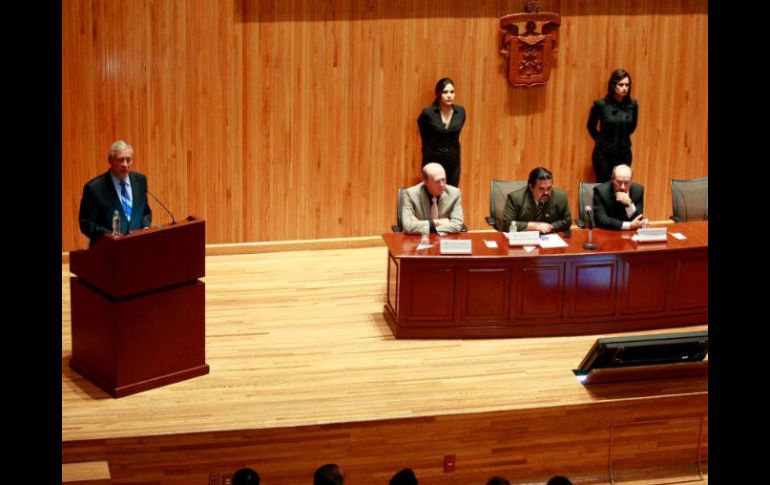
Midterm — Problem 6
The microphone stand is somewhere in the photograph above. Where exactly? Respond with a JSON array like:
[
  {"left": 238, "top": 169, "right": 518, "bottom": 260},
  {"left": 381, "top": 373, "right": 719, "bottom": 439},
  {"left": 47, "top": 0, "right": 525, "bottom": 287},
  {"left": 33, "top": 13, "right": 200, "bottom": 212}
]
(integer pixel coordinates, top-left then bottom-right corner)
[
  {"left": 583, "top": 210, "right": 597, "bottom": 250},
  {"left": 146, "top": 189, "right": 177, "bottom": 227}
]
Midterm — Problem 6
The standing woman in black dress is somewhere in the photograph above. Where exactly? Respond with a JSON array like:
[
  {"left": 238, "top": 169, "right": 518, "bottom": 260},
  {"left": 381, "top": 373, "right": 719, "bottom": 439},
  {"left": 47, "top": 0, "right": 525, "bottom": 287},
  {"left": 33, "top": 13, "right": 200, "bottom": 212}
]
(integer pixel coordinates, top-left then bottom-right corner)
[
  {"left": 417, "top": 77, "right": 466, "bottom": 187},
  {"left": 587, "top": 69, "right": 638, "bottom": 183}
]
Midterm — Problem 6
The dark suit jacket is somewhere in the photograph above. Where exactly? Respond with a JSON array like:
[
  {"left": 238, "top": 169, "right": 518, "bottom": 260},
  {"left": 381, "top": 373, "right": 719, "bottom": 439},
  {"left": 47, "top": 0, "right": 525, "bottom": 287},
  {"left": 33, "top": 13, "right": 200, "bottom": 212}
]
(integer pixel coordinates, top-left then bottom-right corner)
[
  {"left": 79, "top": 171, "right": 152, "bottom": 243},
  {"left": 592, "top": 181, "right": 643, "bottom": 230},
  {"left": 417, "top": 104, "right": 466, "bottom": 166},
  {"left": 501, "top": 187, "right": 572, "bottom": 232}
]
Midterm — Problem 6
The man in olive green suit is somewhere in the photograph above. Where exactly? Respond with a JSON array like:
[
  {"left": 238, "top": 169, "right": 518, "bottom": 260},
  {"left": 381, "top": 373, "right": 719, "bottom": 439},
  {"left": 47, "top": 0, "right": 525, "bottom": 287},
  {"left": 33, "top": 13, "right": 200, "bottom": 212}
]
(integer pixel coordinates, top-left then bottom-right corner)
[{"left": 502, "top": 167, "right": 572, "bottom": 233}]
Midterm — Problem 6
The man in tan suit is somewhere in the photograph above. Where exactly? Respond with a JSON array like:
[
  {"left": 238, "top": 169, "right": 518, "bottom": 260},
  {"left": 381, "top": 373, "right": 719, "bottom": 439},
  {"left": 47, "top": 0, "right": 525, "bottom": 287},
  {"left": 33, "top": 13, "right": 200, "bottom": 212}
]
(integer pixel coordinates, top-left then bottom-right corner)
[{"left": 401, "top": 162, "right": 464, "bottom": 234}]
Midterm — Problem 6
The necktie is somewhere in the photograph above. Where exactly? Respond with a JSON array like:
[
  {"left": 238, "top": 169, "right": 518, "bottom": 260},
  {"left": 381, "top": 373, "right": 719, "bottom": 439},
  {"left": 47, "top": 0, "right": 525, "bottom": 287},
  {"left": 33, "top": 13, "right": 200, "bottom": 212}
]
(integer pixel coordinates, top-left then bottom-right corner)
[
  {"left": 430, "top": 196, "right": 439, "bottom": 220},
  {"left": 120, "top": 180, "right": 133, "bottom": 220},
  {"left": 534, "top": 201, "right": 544, "bottom": 221}
]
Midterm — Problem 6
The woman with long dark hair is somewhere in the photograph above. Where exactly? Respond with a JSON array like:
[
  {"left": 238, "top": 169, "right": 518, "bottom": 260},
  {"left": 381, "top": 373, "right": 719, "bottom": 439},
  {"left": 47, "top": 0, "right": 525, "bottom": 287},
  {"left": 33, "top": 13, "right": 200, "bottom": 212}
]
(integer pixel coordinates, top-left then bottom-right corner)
[
  {"left": 417, "top": 77, "right": 466, "bottom": 187},
  {"left": 587, "top": 69, "right": 638, "bottom": 183}
]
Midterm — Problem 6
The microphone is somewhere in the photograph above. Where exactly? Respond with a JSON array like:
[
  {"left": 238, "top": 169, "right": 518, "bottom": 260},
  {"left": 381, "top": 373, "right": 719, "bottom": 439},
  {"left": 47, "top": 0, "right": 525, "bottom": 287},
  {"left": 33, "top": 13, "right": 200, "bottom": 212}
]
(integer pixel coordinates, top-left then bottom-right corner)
[
  {"left": 584, "top": 205, "right": 596, "bottom": 230},
  {"left": 146, "top": 189, "right": 176, "bottom": 225},
  {"left": 583, "top": 206, "right": 597, "bottom": 250}
]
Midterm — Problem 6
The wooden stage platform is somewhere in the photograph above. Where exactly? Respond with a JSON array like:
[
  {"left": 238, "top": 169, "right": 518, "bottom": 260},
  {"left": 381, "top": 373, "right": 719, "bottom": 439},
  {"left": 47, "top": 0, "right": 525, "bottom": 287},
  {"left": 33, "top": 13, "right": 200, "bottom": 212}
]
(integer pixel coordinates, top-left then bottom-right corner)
[{"left": 62, "top": 246, "right": 707, "bottom": 485}]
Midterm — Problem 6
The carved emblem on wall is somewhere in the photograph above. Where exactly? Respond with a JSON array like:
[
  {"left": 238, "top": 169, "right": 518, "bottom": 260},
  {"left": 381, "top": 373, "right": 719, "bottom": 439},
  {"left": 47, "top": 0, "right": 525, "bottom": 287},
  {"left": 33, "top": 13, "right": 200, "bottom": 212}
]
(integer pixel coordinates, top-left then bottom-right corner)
[{"left": 499, "top": 0, "right": 561, "bottom": 88}]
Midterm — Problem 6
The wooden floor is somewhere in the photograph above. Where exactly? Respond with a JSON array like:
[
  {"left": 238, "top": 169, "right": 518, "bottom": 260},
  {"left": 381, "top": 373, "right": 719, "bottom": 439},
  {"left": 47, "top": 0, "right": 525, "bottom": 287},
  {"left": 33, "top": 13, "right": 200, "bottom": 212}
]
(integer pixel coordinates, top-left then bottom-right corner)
[{"left": 62, "top": 246, "right": 707, "bottom": 484}]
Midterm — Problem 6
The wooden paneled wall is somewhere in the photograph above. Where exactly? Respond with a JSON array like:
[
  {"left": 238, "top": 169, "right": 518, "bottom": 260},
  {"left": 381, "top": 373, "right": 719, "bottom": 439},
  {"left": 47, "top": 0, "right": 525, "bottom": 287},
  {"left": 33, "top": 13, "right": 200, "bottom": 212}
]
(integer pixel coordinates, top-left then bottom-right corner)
[
  {"left": 62, "top": 0, "right": 708, "bottom": 251},
  {"left": 61, "top": 393, "right": 707, "bottom": 484}
]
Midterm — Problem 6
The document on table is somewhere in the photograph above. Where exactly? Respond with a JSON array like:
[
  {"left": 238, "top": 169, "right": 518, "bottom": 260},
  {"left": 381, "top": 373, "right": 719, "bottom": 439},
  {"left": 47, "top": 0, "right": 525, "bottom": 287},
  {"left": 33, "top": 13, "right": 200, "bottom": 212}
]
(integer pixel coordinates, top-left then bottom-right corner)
[
  {"left": 538, "top": 234, "right": 568, "bottom": 248},
  {"left": 440, "top": 239, "right": 472, "bottom": 254}
]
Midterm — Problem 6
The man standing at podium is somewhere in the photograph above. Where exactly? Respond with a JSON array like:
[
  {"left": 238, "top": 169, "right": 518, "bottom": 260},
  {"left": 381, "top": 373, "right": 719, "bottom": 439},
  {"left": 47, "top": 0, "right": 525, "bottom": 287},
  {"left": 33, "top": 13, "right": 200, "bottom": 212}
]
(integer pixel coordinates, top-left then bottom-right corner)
[
  {"left": 79, "top": 140, "right": 152, "bottom": 244},
  {"left": 401, "top": 162, "right": 464, "bottom": 234}
]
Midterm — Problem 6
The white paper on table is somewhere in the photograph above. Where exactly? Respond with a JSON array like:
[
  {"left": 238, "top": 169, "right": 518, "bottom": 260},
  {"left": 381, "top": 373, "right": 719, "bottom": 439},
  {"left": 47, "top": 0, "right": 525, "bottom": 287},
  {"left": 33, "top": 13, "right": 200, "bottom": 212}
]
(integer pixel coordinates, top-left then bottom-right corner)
[
  {"left": 631, "top": 234, "right": 667, "bottom": 242},
  {"left": 523, "top": 245, "right": 536, "bottom": 252},
  {"left": 538, "top": 234, "right": 568, "bottom": 248},
  {"left": 417, "top": 243, "right": 433, "bottom": 250},
  {"left": 669, "top": 232, "right": 687, "bottom": 240},
  {"left": 484, "top": 240, "right": 498, "bottom": 248},
  {"left": 440, "top": 239, "right": 472, "bottom": 254}
]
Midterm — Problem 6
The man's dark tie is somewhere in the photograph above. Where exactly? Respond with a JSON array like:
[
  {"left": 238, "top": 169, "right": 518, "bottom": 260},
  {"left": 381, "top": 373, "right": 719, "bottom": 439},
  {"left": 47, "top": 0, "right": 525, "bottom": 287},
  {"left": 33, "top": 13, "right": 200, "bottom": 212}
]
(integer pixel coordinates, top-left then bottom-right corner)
[
  {"left": 120, "top": 180, "right": 133, "bottom": 220},
  {"left": 534, "top": 201, "right": 544, "bottom": 221},
  {"left": 430, "top": 196, "right": 439, "bottom": 221}
]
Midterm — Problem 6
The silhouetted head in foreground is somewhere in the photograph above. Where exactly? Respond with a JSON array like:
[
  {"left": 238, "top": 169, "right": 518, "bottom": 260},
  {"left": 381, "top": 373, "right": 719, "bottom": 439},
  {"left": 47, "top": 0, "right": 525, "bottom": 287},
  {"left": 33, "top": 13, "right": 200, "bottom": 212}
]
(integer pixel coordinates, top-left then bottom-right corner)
[
  {"left": 232, "top": 467, "right": 260, "bottom": 485},
  {"left": 314, "top": 463, "right": 344, "bottom": 485}
]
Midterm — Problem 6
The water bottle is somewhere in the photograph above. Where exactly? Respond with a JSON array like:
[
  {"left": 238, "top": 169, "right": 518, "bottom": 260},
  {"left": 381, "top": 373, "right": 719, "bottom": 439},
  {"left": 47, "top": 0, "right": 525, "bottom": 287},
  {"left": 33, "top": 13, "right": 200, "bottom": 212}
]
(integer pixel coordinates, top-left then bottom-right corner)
[
  {"left": 420, "top": 226, "right": 430, "bottom": 247},
  {"left": 509, "top": 221, "right": 517, "bottom": 233},
  {"left": 112, "top": 210, "right": 121, "bottom": 236}
]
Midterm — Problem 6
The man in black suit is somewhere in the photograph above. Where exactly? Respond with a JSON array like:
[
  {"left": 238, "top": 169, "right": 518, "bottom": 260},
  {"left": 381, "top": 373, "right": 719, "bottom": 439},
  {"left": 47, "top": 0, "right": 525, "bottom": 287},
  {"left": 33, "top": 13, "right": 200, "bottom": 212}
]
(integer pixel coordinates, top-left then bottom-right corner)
[
  {"left": 592, "top": 164, "right": 646, "bottom": 230},
  {"left": 79, "top": 140, "right": 152, "bottom": 244}
]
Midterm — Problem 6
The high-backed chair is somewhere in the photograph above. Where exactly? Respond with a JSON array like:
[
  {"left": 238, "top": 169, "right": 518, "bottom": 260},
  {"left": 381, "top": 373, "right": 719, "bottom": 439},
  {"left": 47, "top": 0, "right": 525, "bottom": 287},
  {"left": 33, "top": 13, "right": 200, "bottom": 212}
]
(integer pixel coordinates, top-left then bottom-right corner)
[
  {"left": 392, "top": 187, "right": 467, "bottom": 232},
  {"left": 391, "top": 187, "right": 407, "bottom": 232},
  {"left": 485, "top": 179, "right": 528, "bottom": 231},
  {"left": 576, "top": 181, "right": 600, "bottom": 228},
  {"left": 671, "top": 176, "right": 708, "bottom": 222}
]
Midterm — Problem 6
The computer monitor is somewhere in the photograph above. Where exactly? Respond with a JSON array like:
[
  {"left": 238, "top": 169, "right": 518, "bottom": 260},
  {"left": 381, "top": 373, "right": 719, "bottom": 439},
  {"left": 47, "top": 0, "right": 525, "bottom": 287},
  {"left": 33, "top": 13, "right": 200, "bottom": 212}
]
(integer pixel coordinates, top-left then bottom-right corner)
[{"left": 573, "top": 330, "right": 708, "bottom": 380}]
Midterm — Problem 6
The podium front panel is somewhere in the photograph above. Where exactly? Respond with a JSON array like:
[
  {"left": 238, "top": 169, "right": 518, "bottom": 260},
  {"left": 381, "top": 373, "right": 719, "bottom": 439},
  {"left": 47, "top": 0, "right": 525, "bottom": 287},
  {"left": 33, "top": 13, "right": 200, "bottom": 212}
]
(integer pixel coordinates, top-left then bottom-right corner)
[
  {"left": 70, "top": 277, "right": 208, "bottom": 397},
  {"left": 70, "top": 218, "right": 205, "bottom": 298}
]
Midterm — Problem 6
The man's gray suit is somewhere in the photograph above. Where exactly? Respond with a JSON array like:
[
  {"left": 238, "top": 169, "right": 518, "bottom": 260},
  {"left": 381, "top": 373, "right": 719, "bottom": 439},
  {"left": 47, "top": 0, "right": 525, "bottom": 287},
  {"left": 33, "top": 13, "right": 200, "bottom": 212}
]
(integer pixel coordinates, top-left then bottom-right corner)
[{"left": 401, "top": 183, "right": 464, "bottom": 234}]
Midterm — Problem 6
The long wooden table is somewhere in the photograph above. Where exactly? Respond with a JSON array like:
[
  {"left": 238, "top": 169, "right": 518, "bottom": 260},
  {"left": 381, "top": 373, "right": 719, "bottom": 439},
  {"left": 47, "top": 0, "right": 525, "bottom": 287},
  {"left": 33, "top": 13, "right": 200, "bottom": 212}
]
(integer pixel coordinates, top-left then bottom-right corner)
[{"left": 383, "top": 221, "right": 708, "bottom": 338}]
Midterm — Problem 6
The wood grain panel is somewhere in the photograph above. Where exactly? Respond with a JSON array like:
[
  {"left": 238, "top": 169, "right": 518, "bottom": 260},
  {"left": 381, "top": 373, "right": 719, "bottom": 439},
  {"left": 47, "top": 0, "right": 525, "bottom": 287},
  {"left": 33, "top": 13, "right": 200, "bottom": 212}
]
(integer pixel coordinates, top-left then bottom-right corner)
[
  {"left": 610, "top": 416, "right": 706, "bottom": 482},
  {"left": 458, "top": 266, "right": 510, "bottom": 321},
  {"left": 570, "top": 260, "right": 617, "bottom": 317},
  {"left": 61, "top": 461, "right": 111, "bottom": 485},
  {"left": 62, "top": 395, "right": 707, "bottom": 485},
  {"left": 405, "top": 264, "right": 455, "bottom": 321},
  {"left": 670, "top": 252, "right": 709, "bottom": 310},
  {"left": 387, "top": 253, "right": 399, "bottom": 314},
  {"left": 515, "top": 263, "right": 565, "bottom": 319},
  {"left": 62, "top": 0, "right": 708, "bottom": 252},
  {"left": 620, "top": 256, "right": 668, "bottom": 314}
]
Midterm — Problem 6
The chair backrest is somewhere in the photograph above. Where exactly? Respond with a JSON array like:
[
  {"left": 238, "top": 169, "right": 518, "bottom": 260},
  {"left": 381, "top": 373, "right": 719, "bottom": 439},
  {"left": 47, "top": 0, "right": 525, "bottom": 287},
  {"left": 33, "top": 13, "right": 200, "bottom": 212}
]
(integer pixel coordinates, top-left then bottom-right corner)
[
  {"left": 671, "top": 176, "right": 708, "bottom": 222},
  {"left": 392, "top": 187, "right": 407, "bottom": 232},
  {"left": 489, "top": 179, "right": 527, "bottom": 231},
  {"left": 577, "top": 181, "right": 600, "bottom": 227}
]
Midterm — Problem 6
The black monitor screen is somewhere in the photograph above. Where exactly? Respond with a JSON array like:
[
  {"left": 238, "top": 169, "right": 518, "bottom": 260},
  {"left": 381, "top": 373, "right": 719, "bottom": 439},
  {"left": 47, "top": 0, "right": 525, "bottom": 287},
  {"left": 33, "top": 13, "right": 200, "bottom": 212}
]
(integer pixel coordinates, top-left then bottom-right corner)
[{"left": 575, "top": 330, "right": 708, "bottom": 374}]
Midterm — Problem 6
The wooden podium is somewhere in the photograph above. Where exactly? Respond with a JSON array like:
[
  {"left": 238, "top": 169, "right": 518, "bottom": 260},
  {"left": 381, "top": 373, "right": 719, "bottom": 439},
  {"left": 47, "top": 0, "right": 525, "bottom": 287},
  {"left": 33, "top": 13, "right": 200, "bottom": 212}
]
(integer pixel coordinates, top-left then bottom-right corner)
[{"left": 69, "top": 217, "right": 209, "bottom": 398}]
